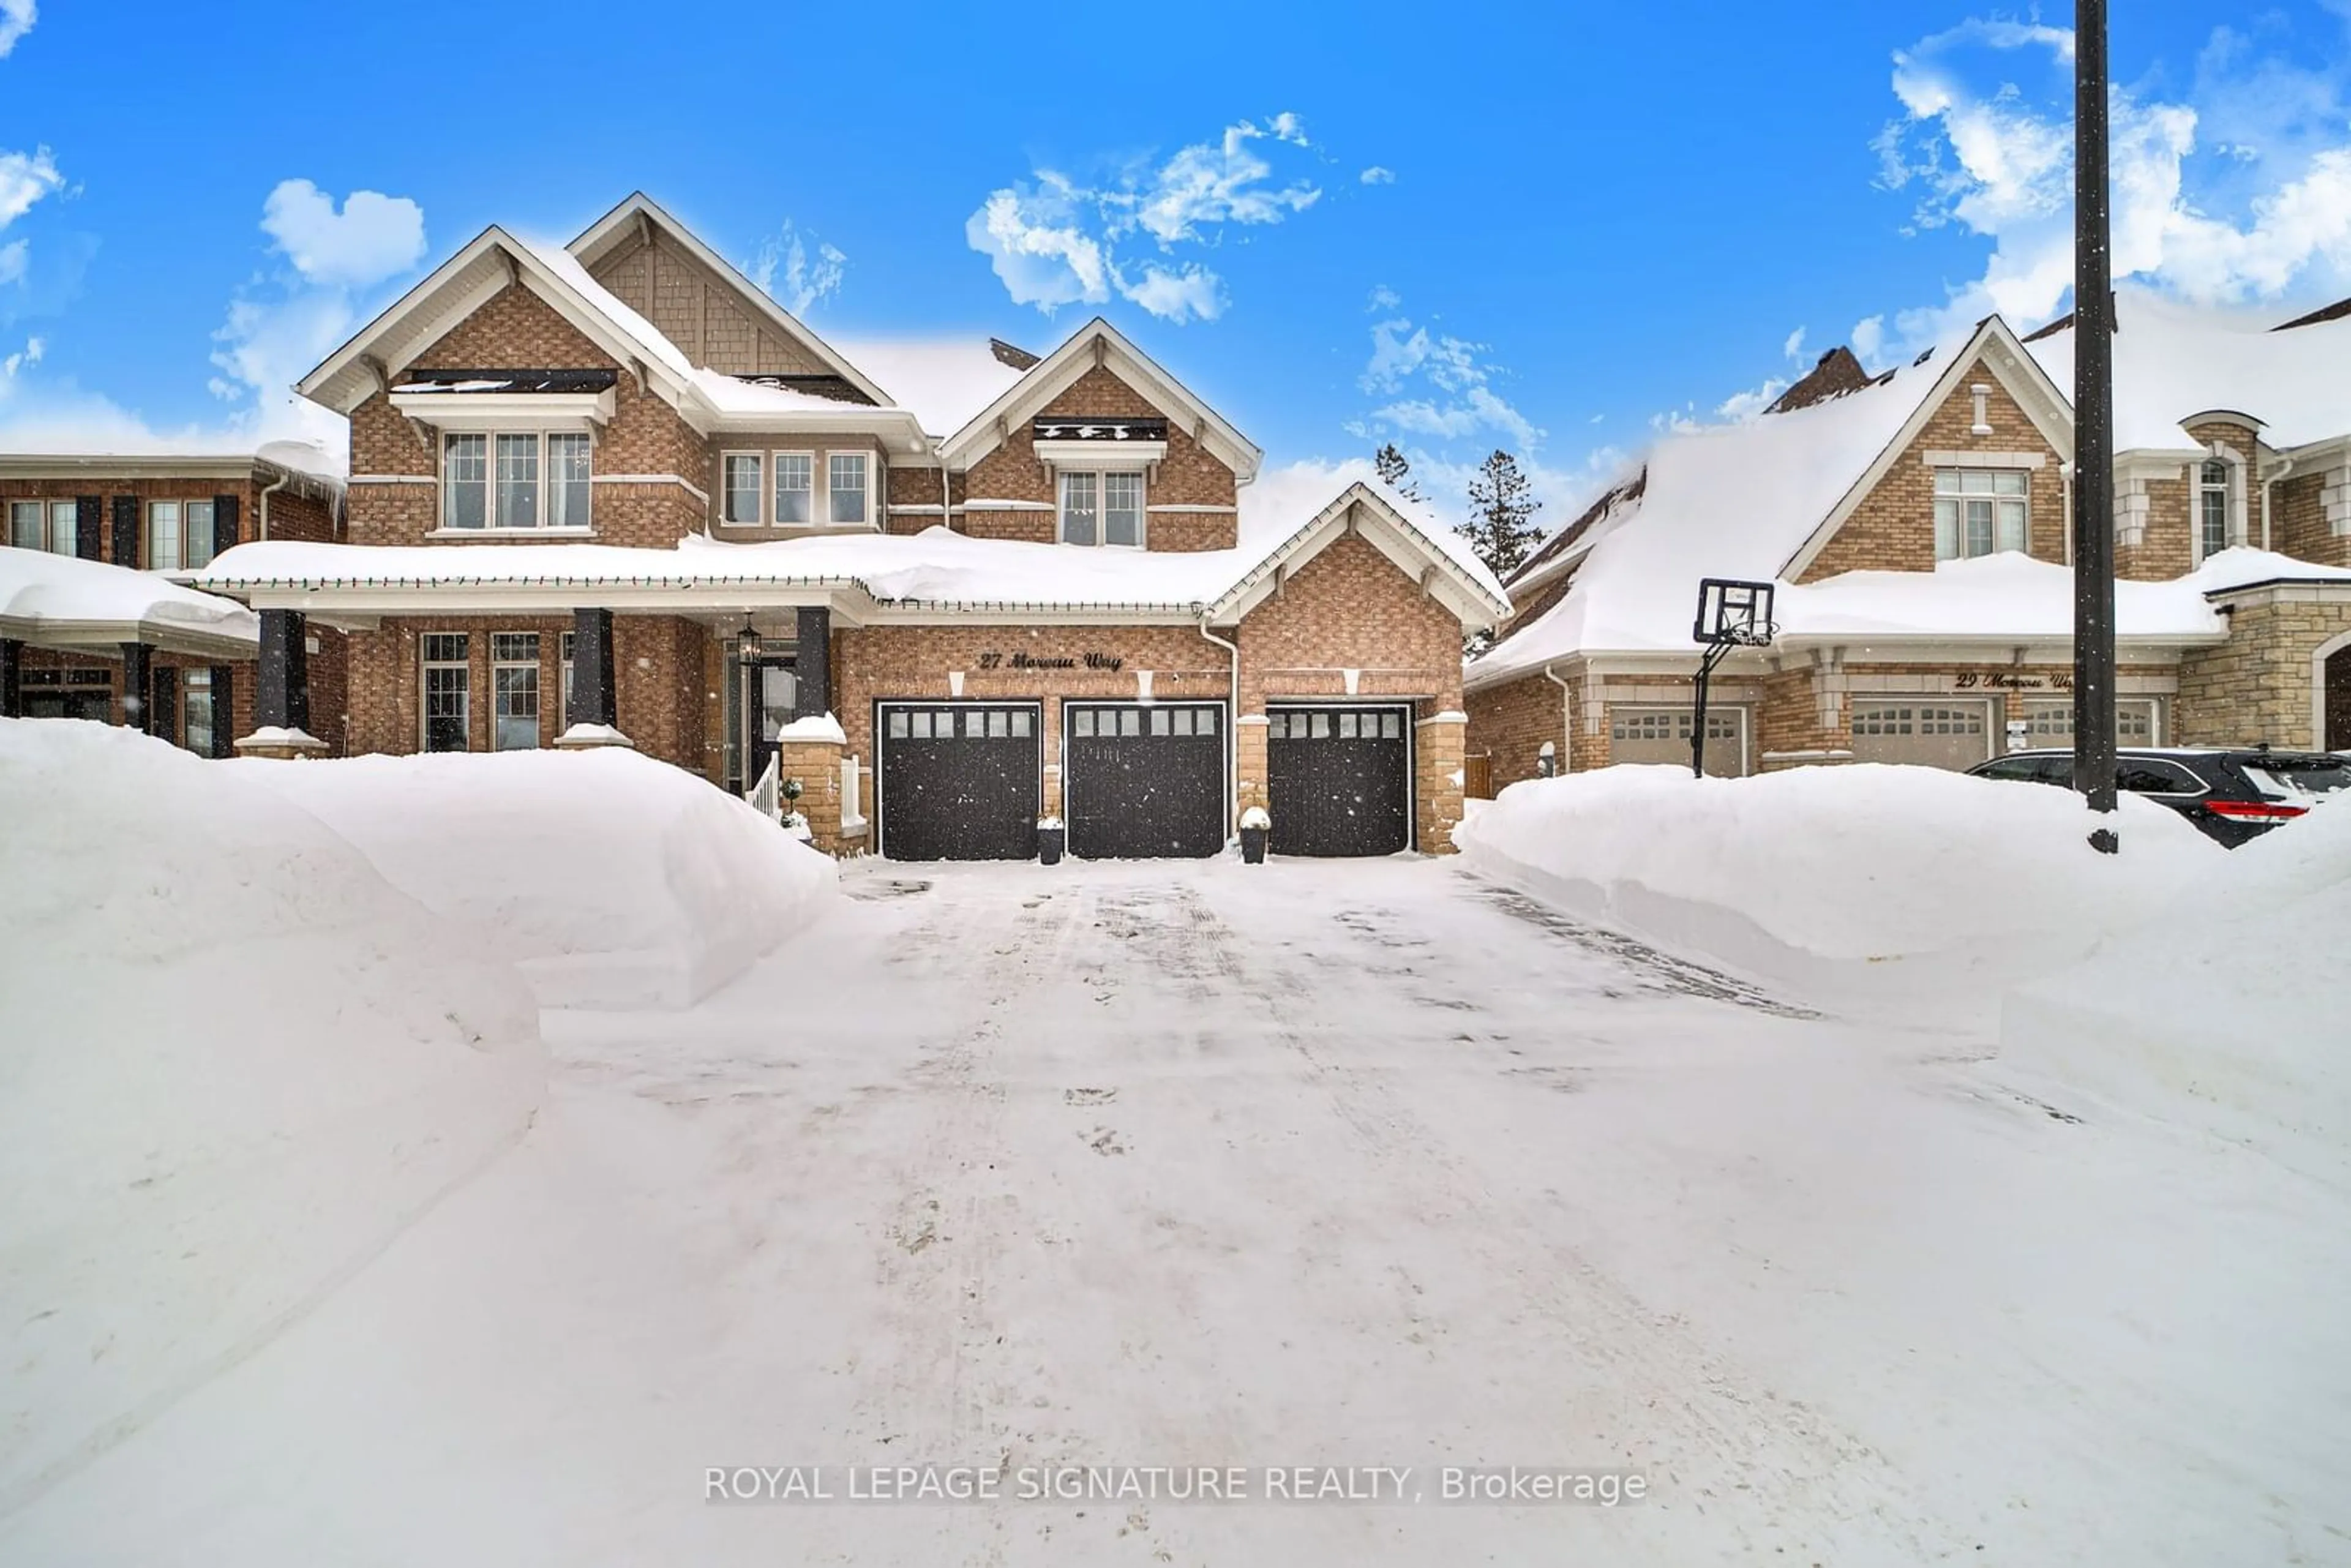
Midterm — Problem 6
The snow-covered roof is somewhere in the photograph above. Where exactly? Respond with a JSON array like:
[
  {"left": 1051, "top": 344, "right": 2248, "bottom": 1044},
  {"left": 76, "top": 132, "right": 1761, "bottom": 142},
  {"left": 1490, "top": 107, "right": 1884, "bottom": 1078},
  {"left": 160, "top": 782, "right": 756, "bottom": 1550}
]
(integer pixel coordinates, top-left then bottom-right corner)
[
  {"left": 1763, "top": 550, "right": 2298, "bottom": 645},
  {"left": 2023, "top": 288, "right": 2351, "bottom": 453},
  {"left": 0, "top": 547, "right": 260, "bottom": 651},
  {"left": 1469, "top": 362, "right": 1932, "bottom": 681},
  {"left": 831, "top": 338, "right": 1033, "bottom": 438},
  {"left": 194, "top": 472, "right": 1509, "bottom": 628},
  {"left": 0, "top": 440, "right": 345, "bottom": 490}
]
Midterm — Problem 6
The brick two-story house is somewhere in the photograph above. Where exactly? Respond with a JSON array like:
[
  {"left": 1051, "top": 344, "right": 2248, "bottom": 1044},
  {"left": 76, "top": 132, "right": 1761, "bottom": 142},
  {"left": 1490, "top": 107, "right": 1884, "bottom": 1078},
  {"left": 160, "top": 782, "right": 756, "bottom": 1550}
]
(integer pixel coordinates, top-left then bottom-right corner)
[
  {"left": 193, "top": 194, "right": 1508, "bottom": 858},
  {"left": 1466, "top": 293, "right": 2351, "bottom": 786},
  {"left": 1, "top": 446, "right": 345, "bottom": 753}
]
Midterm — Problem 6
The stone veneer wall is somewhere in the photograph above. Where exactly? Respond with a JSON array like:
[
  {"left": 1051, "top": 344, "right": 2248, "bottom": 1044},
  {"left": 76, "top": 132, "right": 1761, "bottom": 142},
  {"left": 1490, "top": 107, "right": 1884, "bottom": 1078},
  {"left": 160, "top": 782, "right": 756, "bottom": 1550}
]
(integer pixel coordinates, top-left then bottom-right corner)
[{"left": 2177, "top": 593, "right": 2351, "bottom": 751}]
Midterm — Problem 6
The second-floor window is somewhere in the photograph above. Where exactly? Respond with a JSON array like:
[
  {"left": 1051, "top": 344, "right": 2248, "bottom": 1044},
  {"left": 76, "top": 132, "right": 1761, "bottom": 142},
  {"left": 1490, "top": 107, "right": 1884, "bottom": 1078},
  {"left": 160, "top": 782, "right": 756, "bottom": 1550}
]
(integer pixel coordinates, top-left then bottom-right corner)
[
  {"left": 720, "top": 449, "right": 872, "bottom": 527},
  {"left": 1932, "top": 468, "right": 2027, "bottom": 560},
  {"left": 444, "top": 432, "right": 591, "bottom": 530},
  {"left": 1060, "top": 470, "right": 1144, "bottom": 547},
  {"left": 2199, "top": 459, "right": 2232, "bottom": 561},
  {"left": 10, "top": 499, "right": 78, "bottom": 555},
  {"left": 146, "top": 500, "right": 216, "bottom": 571}
]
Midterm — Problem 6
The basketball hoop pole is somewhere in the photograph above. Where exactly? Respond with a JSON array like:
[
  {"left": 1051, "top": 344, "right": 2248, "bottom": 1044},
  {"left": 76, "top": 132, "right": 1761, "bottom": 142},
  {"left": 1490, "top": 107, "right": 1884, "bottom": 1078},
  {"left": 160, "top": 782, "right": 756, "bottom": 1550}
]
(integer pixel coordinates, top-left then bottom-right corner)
[
  {"left": 1691, "top": 642, "right": 1733, "bottom": 780},
  {"left": 2072, "top": 0, "right": 2121, "bottom": 852}
]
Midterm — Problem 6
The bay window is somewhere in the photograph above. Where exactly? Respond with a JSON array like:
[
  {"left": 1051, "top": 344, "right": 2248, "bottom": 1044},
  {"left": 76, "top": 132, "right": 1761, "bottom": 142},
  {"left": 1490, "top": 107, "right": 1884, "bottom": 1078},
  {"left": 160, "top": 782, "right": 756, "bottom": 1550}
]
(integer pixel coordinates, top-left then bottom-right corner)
[
  {"left": 775, "top": 453, "right": 812, "bottom": 525},
  {"left": 722, "top": 452, "right": 763, "bottom": 525},
  {"left": 1933, "top": 468, "right": 2027, "bottom": 560},
  {"left": 827, "top": 452, "right": 869, "bottom": 525},
  {"left": 443, "top": 431, "right": 591, "bottom": 530},
  {"left": 1060, "top": 470, "right": 1146, "bottom": 547}
]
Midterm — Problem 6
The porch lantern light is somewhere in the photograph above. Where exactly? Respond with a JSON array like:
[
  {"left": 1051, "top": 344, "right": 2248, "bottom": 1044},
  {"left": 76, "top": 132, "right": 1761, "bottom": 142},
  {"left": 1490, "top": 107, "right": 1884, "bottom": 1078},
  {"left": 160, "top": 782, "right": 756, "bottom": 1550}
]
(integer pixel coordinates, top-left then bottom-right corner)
[{"left": 737, "top": 618, "right": 761, "bottom": 665}]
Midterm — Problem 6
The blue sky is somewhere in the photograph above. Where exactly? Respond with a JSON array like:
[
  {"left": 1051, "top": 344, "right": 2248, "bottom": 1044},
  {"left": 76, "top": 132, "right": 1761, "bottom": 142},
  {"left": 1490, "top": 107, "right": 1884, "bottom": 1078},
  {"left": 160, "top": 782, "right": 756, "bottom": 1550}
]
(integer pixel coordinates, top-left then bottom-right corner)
[{"left": 5, "top": 0, "right": 2351, "bottom": 527}]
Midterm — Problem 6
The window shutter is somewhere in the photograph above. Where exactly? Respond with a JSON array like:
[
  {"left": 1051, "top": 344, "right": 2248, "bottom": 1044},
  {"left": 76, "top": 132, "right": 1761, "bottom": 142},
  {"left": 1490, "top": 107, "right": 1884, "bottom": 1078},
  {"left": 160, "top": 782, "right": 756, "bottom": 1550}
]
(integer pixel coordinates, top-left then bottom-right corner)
[
  {"left": 75, "top": 496, "right": 102, "bottom": 559},
  {"left": 209, "top": 665, "right": 236, "bottom": 757},
  {"left": 111, "top": 495, "right": 140, "bottom": 568},
  {"left": 214, "top": 494, "right": 241, "bottom": 558},
  {"left": 152, "top": 665, "right": 180, "bottom": 746}
]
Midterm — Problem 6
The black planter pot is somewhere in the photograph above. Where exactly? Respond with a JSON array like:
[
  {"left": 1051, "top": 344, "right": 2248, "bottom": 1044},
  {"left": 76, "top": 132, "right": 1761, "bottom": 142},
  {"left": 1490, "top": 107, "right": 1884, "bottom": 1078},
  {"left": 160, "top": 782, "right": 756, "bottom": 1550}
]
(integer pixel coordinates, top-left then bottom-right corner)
[
  {"left": 1239, "top": 825, "right": 1269, "bottom": 864},
  {"left": 1037, "top": 827, "right": 1066, "bottom": 866}
]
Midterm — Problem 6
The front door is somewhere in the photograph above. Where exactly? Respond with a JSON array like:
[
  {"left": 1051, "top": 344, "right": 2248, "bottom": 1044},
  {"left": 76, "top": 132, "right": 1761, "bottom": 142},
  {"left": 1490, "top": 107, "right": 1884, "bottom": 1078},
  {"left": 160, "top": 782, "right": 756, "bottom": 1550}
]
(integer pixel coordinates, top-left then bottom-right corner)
[
  {"left": 738, "top": 656, "right": 798, "bottom": 784},
  {"left": 2328, "top": 645, "right": 2350, "bottom": 751}
]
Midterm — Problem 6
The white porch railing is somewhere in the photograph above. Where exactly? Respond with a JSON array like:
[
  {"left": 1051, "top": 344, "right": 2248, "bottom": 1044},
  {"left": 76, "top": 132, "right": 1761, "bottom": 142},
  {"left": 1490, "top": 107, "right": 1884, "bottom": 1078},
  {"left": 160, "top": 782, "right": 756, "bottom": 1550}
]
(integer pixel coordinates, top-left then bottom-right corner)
[{"left": 746, "top": 751, "right": 782, "bottom": 823}]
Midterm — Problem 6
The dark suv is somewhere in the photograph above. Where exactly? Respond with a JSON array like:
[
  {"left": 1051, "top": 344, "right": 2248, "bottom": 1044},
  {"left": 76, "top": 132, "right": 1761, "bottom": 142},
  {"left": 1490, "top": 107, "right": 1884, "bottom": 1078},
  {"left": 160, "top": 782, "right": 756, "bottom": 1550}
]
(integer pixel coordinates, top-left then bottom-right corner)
[{"left": 1968, "top": 747, "right": 2351, "bottom": 847}]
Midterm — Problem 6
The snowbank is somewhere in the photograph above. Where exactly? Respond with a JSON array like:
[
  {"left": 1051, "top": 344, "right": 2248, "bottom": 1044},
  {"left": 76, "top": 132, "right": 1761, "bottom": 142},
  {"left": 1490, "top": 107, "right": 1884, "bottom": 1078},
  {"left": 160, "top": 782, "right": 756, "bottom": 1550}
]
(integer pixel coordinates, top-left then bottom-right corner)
[
  {"left": 1999, "top": 801, "right": 2351, "bottom": 1185},
  {"left": 0, "top": 721, "right": 545, "bottom": 1515},
  {"left": 236, "top": 748, "right": 836, "bottom": 1009},
  {"left": 1453, "top": 763, "right": 2219, "bottom": 989}
]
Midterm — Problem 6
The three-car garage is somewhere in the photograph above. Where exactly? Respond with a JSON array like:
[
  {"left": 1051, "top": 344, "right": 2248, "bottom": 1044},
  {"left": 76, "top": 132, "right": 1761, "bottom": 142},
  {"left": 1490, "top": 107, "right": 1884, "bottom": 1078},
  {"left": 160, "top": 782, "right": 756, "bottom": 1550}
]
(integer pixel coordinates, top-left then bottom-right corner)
[{"left": 875, "top": 697, "right": 1422, "bottom": 862}]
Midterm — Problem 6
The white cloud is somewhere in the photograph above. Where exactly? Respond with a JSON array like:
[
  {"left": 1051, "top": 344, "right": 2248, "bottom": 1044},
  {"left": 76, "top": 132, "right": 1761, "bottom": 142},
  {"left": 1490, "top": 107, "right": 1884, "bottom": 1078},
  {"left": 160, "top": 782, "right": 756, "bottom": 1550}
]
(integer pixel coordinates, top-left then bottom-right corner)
[
  {"left": 0, "top": 0, "right": 33, "bottom": 58},
  {"left": 0, "top": 238, "right": 24, "bottom": 287},
  {"left": 749, "top": 219, "right": 847, "bottom": 316},
  {"left": 0, "top": 332, "right": 39, "bottom": 381},
  {"left": 1366, "top": 283, "right": 1401, "bottom": 312},
  {"left": 1782, "top": 326, "right": 1807, "bottom": 362},
  {"left": 0, "top": 146, "right": 61, "bottom": 229},
  {"left": 1360, "top": 165, "right": 1397, "bottom": 185},
  {"left": 259, "top": 178, "right": 426, "bottom": 290},
  {"left": 1851, "top": 313, "right": 1888, "bottom": 366},
  {"left": 1354, "top": 296, "right": 1546, "bottom": 454},
  {"left": 1866, "top": 14, "right": 2351, "bottom": 356},
  {"left": 966, "top": 114, "right": 1322, "bottom": 322}
]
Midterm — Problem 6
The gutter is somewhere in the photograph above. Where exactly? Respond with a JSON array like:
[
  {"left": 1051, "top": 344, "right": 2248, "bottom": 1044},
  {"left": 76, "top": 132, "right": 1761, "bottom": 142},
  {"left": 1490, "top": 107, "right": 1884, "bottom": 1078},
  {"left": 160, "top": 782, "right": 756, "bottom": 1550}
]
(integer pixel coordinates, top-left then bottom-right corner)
[{"left": 2260, "top": 455, "right": 2295, "bottom": 554}]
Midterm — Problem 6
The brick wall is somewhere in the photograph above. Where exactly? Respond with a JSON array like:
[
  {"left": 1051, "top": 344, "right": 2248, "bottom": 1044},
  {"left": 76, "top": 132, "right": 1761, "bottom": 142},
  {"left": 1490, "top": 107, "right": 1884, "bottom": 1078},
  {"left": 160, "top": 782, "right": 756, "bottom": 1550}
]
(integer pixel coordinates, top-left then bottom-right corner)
[
  {"left": 1, "top": 473, "right": 287, "bottom": 565},
  {"left": 2177, "top": 594, "right": 2351, "bottom": 750},
  {"left": 2274, "top": 467, "right": 2350, "bottom": 570},
  {"left": 11, "top": 647, "right": 258, "bottom": 750},
  {"left": 1234, "top": 532, "right": 1463, "bottom": 713},
  {"left": 2118, "top": 468, "right": 2192, "bottom": 581},
  {"left": 342, "top": 612, "right": 708, "bottom": 768},
  {"left": 961, "top": 364, "right": 1239, "bottom": 550},
  {"left": 347, "top": 283, "right": 705, "bottom": 549},
  {"left": 1465, "top": 672, "right": 1566, "bottom": 789},
  {"left": 1801, "top": 361, "right": 2066, "bottom": 581}
]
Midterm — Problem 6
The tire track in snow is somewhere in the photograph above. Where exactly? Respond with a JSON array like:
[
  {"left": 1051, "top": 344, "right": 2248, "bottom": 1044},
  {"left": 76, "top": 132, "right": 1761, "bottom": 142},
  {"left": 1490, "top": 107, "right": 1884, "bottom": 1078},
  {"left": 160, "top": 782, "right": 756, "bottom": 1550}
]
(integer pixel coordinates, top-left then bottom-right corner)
[{"left": 1184, "top": 872, "right": 1968, "bottom": 1563}]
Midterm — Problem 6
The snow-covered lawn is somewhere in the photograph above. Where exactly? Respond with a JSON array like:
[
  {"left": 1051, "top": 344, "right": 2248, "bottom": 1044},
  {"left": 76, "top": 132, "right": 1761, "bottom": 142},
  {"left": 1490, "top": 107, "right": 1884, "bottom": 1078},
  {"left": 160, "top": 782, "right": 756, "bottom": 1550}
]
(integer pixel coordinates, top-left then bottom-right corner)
[{"left": 6, "top": 736, "right": 2348, "bottom": 1564}]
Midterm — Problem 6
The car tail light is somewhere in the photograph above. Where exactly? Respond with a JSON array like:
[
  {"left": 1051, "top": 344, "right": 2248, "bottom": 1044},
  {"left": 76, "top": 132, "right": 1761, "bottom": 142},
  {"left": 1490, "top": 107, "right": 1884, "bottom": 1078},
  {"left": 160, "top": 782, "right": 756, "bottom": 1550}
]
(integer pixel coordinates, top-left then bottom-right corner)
[{"left": 2204, "top": 799, "right": 2309, "bottom": 821}]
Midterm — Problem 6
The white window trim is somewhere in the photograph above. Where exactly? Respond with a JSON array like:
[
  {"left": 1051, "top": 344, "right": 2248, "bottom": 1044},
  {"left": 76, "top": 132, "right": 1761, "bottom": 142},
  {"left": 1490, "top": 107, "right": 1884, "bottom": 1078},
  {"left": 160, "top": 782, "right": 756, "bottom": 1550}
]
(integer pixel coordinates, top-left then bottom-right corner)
[
  {"left": 419, "top": 634, "right": 472, "bottom": 753},
  {"left": 2192, "top": 447, "right": 2248, "bottom": 566},
  {"left": 442, "top": 429, "right": 596, "bottom": 534},
  {"left": 1057, "top": 468, "right": 1147, "bottom": 549},
  {"left": 773, "top": 451, "right": 817, "bottom": 528},
  {"left": 1932, "top": 467, "right": 2030, "bottom": 561},
  {"left": 824, "top": 449, "right": 874, "bottom": 530},
  {"left": 146, "top": 498, "right": 218, "bottom": 572},
  {"left": 718, "top": 449, "right": 767, "bottom": 527},
  {"left": 490, "top": 631, "right": 544, "bottom": 752}
]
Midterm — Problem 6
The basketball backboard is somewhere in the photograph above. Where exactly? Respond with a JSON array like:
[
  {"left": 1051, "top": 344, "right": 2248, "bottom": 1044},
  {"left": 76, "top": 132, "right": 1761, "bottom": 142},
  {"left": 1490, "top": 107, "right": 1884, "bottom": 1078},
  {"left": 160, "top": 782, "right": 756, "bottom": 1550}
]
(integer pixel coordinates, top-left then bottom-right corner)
[{"left": 1693, "top": 578, "right": 1778, "bottom": 647}]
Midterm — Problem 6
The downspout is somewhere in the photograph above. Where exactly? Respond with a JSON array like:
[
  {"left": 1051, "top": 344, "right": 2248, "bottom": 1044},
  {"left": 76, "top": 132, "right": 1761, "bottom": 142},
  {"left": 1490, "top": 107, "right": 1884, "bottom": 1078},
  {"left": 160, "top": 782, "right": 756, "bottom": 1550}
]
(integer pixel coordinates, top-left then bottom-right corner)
[
  {"left": 2261, "top": 455, "right": 2294, "bottom": 555},
  {"left": 1198, "top": 613, "right": 1242, "bottom": 835},
  {"left": 257, "top": 467, "right": 291, "bottom": 542},
  {"left": 1542, "top": 662, "right": 1574, "bottom": 774}
]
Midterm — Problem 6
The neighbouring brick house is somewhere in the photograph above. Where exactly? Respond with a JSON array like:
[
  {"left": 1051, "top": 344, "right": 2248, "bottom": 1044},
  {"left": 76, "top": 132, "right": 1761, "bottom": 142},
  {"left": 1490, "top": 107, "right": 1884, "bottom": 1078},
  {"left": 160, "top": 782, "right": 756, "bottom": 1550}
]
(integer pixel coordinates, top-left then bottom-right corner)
[
  {"left": 1466, "top": 294, "right": 2351, "bottom": 789},
  {"left": 0, "top": 447, "right": 347, "bottom": 754},
  {"left": 192, "top": 193, "right": 1509, "bottom": 858}
]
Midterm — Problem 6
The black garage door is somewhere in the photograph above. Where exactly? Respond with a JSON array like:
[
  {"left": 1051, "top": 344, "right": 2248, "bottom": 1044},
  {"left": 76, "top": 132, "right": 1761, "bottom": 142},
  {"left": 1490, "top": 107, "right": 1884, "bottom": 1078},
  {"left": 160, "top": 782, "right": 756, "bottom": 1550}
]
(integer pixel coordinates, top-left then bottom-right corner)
[
  {"left": 1267, "top": 704, "right": 1412, "bottom": 857},
  {"left": 1064, "top": 702, "right": 1226, "bottom": 859},
  {"left": 878, "top": 702, "right": 1040, "bottom": 861}
]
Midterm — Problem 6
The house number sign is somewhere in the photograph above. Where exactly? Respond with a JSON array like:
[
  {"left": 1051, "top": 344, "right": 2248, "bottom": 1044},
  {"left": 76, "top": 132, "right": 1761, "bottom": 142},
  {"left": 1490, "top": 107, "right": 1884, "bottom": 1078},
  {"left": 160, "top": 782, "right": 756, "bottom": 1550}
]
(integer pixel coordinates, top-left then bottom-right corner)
[
  {"left": 1954, "top": 670, "right": 2072, "bottom": 690},
  {"left": 973, "top": 651, "right": 1127, "bottom": 672}
]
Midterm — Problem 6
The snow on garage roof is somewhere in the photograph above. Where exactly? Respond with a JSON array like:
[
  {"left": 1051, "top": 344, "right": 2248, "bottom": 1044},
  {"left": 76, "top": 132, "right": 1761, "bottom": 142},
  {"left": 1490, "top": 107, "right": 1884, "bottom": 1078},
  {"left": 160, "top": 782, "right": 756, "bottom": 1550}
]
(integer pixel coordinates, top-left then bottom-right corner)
[
  {"left": 1, "top": 547, "right": 260, "bottom": 647},
  {"left": 1468, "top": 361, "right": 1931, "bottom": 681},
  {"left": 2022, "top": 287, "right": 2351, "bottom": 452}
]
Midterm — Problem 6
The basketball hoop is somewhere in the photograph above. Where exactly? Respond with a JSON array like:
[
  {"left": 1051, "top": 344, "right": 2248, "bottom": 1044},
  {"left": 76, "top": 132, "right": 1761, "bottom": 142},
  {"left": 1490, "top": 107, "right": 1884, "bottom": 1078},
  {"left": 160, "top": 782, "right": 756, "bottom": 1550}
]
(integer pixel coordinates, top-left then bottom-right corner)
[{"left": 1688, "top": 578, "right": 1779, "bottom": 779}]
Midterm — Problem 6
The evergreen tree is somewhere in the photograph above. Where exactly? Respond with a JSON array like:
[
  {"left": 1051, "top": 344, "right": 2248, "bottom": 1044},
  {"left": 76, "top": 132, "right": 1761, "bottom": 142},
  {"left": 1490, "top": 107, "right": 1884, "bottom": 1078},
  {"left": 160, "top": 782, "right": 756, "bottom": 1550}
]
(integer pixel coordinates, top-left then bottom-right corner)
[
  {"left": 1459, "top": 449, "right": 1543, "bottom": 579},
  {"left": 1372, "top": 442, "right": 1425, "bottom": 504}
]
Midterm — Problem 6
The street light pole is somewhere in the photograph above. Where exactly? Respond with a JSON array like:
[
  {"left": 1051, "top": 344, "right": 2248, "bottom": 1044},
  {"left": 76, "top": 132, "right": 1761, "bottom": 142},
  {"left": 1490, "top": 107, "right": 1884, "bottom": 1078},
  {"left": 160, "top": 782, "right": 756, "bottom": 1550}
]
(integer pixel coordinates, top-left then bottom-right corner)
[{"left": 2072, "top": 0, "right": 2120, "bottom": 852}]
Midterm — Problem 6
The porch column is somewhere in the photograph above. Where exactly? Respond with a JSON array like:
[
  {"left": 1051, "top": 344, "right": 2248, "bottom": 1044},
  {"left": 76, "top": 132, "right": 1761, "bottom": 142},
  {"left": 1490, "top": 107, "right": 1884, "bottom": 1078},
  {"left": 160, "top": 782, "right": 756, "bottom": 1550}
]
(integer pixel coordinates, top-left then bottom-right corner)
[
  {"left": 239, "top": 609, "right": 327, "bottom": 757},
  {"left": 0, "top": 637, "right": 21, "bottom": 718},
  {"left": 556, "top": 607, "right": 633, "bottom": 749},
  {"left": 569, "top": 608, "right": 617, "bottom": 727},
  {"left": 255, "top": 609, "right": 310, "bottom": 733},
  {"left": 793, "top": 605, "right": 832, "bottom": 721},
  {"left": 119, "top": 642, "right": 154, "bottom": 733}
]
